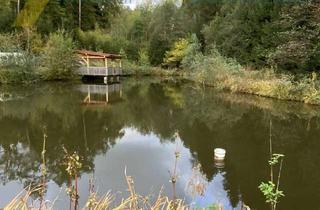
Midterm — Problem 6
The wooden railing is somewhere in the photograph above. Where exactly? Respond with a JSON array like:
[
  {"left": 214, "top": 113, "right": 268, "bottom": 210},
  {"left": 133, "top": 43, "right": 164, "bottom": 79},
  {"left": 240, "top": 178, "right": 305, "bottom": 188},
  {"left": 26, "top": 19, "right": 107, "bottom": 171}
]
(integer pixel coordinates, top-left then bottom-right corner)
[{"left": 78, "top": 67, "right": 122, "bottom": 76}]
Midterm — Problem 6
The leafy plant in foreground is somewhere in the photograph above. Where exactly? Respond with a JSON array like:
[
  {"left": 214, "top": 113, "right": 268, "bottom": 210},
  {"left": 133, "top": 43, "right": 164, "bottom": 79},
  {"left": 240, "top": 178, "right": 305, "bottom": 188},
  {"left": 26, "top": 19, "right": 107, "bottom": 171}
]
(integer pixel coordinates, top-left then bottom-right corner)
[{"left": 259, "top": 121, "right": 285, "bottom": 210}]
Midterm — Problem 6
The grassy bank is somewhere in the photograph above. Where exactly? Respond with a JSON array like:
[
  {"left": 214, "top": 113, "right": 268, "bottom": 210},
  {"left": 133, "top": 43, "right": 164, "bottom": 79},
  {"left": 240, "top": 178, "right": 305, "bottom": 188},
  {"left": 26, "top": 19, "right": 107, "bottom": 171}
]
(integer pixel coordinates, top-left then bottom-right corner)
[
  {"left": 182, "top": 50, "right": 320, "bottom": 105},
  {"left": 122, "top": 59, "right": 184, "bottom": 77},
  {"left": 122, "top": 48, "right": 320, "bottom": 106}
]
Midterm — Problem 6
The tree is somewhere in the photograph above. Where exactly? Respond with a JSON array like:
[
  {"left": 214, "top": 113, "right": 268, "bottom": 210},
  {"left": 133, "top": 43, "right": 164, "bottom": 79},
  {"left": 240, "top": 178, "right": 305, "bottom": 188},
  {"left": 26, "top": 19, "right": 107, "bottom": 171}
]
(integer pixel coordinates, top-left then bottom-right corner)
[
  {"left": 202, "top": 0, "right": 283, "bottom": 67},
  {"left": 268, "top": 1, "right": 320, "bottom": 72},
  {"left": 40, "top": 31, "right": 78, "bottom": 80},
  {"left": 182, "top": 0, "right": 223, "bottom": 37},
  {"left": 148, "top": 0, "right": 187, "bottom": 65},
  {"left": 36, "top": 0, "right": 65, "bottom": 35}
]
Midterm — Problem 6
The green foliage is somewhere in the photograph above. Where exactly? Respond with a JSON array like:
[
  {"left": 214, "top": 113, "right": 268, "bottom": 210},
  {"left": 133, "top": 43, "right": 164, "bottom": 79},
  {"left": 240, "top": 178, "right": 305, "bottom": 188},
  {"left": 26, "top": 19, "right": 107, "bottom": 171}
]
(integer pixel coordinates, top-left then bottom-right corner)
[
  {"left": 202, "top": 0, "right": 282, "bottom": 67},
  {"left": 36, "top": 0, "right": 66, "bottom": 35},
  {"left": 259, "top": 181, "right": 284, "bottom": 205},
  {"left": 163, "top": 38, "right": 189, "bottom": 68},
  {"left": 182, "top": 0, "right": 223, "bottom": 37},
  {"left": 0, "top": 0, "right": 319, "bottom": 86},
  {"left": 64, "top": 151, "right": 82, "bottom": 177},
  {"left": 259, "top": 152, "right": 285, "bottom": 209},
  {"left": 268, "top": 1, "right": 320, "bottom": 72},
  {"left": 76, "top": 29, "right": 126, "bottom": 54},
  {"left": 0, "top": 0, "right": 15, "bottom": 32},
  {"left": 269, "top": 154, "right": 285, "bottom": 166},
  {"left": 148, "top": 1, "right": 187, "bottom": 65},
  {"left": 40, "top": 31, "right": 78, "bottom": 80},
  {"left": 0, "top": 53, "right": 39, "bottom": 84},
  {"left": 138, "top": 48, "right": 150, "bottom": 66},
  {"left": 181, "top": 34, "right": 202, "bottom": 69},
  {"left": 0, "top": 33, "right": 22, "bottom": 52},
  {"left": 163, "top": 34, "right": 202, "bottom": 68}
]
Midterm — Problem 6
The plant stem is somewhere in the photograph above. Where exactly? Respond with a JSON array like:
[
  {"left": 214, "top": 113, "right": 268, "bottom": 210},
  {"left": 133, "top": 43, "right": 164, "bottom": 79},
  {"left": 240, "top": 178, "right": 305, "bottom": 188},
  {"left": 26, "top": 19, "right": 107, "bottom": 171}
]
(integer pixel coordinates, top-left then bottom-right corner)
[
  {"left": 274, "top": 158, "right": 283, "bottom": 210},
  {"left": 269, "top": 120, "right": 273, "bottom": 183},
  {"left": 39, "top": 131, "right": 47, "bottom": 209},
  {"left": 74, "top": 174, "right": 78, "bottom": 210}
]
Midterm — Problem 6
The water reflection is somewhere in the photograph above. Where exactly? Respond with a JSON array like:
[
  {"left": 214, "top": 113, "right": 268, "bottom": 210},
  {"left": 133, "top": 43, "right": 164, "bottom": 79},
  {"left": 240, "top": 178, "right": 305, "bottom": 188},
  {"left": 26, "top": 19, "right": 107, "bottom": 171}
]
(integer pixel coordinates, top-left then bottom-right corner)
[
  {"left": 78, "top": 83, "right": 122, "bottom": 105},
  {"left": 0, "top": 78, "right": 319, "bottom": 209}
]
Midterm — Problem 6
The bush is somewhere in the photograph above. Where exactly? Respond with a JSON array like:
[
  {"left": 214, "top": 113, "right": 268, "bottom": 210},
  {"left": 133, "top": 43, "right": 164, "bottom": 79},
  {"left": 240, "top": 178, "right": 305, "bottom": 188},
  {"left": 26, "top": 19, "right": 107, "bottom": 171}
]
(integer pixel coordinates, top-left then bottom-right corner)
[
  {"left": 40, "top": 31, "right": 78, "bottom": 80},
  {"left": 0, "top": 53, "right": 39, "bottom": 84},
  {"left": 181, "top": 34, "right": 201, "bottom": 69},
  {"left": 138, "top": 48, "right": 150, "bottom": 66},
  {"left": 0, "top": 33, "right": 22, "bottom": 52},
  {"left": 162, "top": 34, "right": 202, "bottom": 69},
  {"left": 163, "top": 38, "right": 189, "bottom": 68}
]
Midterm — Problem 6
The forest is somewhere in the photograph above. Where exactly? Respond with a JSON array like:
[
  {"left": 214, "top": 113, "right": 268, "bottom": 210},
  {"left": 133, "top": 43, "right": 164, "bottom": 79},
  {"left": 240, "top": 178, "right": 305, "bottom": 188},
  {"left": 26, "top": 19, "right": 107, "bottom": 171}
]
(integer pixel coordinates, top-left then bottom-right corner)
[{"left": 0, "top": 0, "right": 320, "bottom": 103}]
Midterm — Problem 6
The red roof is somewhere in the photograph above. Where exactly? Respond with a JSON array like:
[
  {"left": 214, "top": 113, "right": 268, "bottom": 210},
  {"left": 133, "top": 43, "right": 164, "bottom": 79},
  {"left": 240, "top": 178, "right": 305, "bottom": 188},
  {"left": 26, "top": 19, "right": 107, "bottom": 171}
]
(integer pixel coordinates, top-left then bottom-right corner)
[{"left": 76, "top": 50, "right": 122, "bottom": 59}]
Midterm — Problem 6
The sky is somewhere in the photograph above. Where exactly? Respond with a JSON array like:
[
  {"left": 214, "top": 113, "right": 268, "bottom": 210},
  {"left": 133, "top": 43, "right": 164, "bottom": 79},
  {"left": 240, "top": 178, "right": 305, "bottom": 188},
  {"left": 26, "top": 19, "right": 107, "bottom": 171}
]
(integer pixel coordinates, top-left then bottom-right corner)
[{"left": 122, "top": 0, "right": 168, "bottom": 9}]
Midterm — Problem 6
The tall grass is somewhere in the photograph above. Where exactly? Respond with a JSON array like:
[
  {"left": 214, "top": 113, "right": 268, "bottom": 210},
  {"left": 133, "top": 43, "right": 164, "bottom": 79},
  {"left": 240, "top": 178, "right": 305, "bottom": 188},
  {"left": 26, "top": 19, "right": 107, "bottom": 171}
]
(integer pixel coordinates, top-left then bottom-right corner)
[
  {"left": 185, "top": 50, "right": 320, "bottom": 105},
  {"left": 4, "top": 142, "right": 188, "bottom": 210},
  {"left": 4, "top": 174, "right": 188, "bottom": 210}
]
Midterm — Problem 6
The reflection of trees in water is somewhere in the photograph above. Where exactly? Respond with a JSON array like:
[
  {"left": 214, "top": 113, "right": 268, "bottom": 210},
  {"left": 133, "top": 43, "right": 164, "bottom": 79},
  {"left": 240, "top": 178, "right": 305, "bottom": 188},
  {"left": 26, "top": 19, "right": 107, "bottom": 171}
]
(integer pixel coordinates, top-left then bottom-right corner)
[{"left": 0, "top": 79, "right": 320, "bottom": 209}]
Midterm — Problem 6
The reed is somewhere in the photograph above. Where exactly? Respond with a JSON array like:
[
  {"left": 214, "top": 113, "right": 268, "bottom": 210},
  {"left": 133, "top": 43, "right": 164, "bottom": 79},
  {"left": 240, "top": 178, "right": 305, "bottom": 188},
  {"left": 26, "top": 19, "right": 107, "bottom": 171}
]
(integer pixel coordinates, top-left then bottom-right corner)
[{"left": 4, "top": 136, "right": 191, "bottom": 210}]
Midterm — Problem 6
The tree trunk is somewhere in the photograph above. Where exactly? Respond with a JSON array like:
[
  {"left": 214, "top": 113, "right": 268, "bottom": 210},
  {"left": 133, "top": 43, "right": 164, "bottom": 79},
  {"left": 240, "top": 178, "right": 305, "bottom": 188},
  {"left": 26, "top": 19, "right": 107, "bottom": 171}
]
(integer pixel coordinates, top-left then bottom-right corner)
[
  {"left": 17, "top": 0, "right": 20, "bottom": 14},
  {"left": 79, "top": 0, "right": 81, "bottom": 29}
]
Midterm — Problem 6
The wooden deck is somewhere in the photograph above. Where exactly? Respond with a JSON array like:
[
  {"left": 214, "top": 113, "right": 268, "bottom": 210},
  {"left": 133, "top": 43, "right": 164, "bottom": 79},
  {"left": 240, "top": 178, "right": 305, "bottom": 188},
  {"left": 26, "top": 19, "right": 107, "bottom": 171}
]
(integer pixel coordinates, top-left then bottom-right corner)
[{"left": 76, "top": 50, "right": 122, "bottom": 77}]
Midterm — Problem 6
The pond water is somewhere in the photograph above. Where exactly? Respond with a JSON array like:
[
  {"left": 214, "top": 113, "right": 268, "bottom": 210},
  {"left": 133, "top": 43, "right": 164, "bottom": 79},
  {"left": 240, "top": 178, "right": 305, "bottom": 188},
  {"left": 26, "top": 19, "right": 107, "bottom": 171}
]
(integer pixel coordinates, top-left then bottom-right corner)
[{"left": 0, "top": 78, "right": 320, "bottom": 209}]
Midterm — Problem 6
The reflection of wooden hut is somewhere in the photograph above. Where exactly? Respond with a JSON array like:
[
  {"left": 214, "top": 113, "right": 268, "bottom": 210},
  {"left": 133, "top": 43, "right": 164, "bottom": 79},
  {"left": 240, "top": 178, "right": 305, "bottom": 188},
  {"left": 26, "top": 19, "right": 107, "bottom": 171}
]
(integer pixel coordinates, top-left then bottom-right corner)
[
  {"left": 78, "top": 84, "right": 122, "bottom": 105},
  {"left": 76, "top": 50, "right": 122, "bottom": 78}
]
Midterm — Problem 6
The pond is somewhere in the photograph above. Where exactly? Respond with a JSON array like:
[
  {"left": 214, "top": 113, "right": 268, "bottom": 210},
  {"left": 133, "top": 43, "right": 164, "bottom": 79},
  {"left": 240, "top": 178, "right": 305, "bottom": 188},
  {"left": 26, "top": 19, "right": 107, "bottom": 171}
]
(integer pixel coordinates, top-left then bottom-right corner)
[{"left": 0, "top": 78, "right": 320, "bottom": 209}]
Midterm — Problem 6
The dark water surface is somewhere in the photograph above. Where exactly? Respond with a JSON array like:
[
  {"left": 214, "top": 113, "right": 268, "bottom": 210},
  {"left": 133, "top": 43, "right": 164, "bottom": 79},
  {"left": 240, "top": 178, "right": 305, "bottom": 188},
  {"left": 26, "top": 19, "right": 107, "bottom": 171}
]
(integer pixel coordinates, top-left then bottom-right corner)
[{"left": 0, "top": 78, "right": 320, "bottom": 209}]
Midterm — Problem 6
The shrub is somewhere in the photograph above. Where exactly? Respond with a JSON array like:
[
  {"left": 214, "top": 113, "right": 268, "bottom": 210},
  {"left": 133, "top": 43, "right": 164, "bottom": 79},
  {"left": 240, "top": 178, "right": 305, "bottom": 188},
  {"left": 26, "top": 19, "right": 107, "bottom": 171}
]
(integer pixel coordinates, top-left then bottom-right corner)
[
  {"left": 0, "top": 53, "right": 39, "bottom": 83},
  {"left": 181, "top": 34, "right": 201, "bottom": 69},
  {"left": 40, "top": 31, "right": 78, "bottom": 80},
  {"left": 0, "top": 33, "right": 22, "bottom": 52},
  {"left": 163, "top": 38, "right": 189, "bottom": 68},
  {"left": 138, "top": 48, "right": 150, "bottom": 66}
]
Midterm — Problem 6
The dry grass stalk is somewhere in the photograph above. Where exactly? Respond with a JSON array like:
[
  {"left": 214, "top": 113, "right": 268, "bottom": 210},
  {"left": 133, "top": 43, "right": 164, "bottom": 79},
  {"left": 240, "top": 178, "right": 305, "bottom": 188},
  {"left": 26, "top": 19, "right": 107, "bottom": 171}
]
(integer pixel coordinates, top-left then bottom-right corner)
[
  {"left": 4, "top": 186, "right": 54, "bottom": 210},
  {"left": 186, "top": 164, "right": 208, "bottom": 198},
  {"left": 4, "top": 142, "right": 188, "bottom": 210},
  {"left": 84, "top": 192, "right": 113, "bottom": 210}
]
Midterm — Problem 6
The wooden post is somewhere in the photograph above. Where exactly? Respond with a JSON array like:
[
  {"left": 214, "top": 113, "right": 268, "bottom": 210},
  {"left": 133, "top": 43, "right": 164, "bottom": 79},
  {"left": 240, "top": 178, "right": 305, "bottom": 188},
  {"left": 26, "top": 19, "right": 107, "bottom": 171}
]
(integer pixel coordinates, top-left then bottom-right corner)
[
  {"left": 112, "top": 60, "right": 115, "bottom": 76},
  {"left": 118, "top": 59, "right": 122, "bottom": 76},
  {"left": 86, "top": 55, "right": 89, "bottom": 74},
  {"left": 104, "top": 57, "right": 108, "bottom": 76},
  {"left": 87, "top": 85, "right": 91, "bottom": 103},
  {"left": 106, "top": 85, "right": 109, "bottom": 103}
]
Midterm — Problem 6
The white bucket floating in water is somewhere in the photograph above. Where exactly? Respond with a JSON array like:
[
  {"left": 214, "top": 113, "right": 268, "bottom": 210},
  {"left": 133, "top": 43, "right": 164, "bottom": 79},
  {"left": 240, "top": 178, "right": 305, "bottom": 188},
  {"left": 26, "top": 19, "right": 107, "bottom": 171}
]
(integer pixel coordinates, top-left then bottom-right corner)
[{"left": 214, "top": 148, "right": 226, "bottom": 161}]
